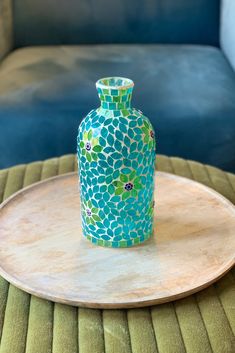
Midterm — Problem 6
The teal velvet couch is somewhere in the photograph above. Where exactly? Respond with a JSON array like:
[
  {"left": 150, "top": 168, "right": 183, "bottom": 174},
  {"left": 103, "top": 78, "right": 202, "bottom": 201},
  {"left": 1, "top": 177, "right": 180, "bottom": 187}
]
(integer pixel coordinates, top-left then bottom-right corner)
[{"left": 0, "top": 0, "right": 235, "bottom": 171}]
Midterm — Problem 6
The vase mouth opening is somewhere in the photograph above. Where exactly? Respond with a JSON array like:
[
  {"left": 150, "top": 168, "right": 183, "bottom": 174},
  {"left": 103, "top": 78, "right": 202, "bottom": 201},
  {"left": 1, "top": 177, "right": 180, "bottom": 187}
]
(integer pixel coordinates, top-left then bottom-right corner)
[{"left": 96, "top": 77, "right": 134, "bottom": 90}]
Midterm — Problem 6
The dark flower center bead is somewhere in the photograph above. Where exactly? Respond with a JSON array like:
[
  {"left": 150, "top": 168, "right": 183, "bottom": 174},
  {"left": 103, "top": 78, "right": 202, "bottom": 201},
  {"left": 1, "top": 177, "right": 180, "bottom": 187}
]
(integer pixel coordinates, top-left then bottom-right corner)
[
  {"left": 86, "top": 208, "right": 92, "bottom": 216},
  {"left": 85, "top": 142, "right": 91, "bottom": 151},
  {"left": 124, "top": 182, "right": 133, "bottom": 191},
  {"left": 150, "top": 130, "right": 154, "bottom": 139}
]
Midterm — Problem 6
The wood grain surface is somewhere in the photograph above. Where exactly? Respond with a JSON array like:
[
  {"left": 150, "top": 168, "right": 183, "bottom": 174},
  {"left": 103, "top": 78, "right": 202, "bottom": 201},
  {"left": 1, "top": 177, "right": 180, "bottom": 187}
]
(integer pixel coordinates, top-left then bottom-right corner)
[{"left": 0, "top": 172, "right": 234, "bottom": 308}]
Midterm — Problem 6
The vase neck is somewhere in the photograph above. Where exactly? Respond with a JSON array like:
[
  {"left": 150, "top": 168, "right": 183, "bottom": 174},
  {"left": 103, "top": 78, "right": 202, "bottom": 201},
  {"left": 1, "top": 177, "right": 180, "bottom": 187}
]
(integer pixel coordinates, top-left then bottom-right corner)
[{"left": 96, "top": 77, "right": 134, "bottom": 111}]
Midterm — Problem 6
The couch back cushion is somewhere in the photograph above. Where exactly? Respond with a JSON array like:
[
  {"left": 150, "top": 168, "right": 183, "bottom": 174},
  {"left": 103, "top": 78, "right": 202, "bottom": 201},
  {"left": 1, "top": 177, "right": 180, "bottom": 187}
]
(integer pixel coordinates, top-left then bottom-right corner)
[
  {"left": 14, "top": 0, "right": 220, "bottom": 47},
  {"left": 220, "top": 0, "right": 235, "bottom": 71}
]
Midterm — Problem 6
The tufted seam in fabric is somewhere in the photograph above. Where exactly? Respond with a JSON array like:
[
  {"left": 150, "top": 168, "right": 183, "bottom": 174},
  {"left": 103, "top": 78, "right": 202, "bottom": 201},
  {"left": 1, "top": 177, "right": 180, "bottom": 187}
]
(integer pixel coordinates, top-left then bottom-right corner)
[
  {"left": 149, "top": 308, "right": 159, "bottom": 353},
  {"left": 124, "top": 310, "right": 133, "bottom": 353},
  {"left": 226, "top": 173, "right": 235, "bottom": 194},
  {"left": 77, "top": 307, "right": 79, "bottom": 353},
  {"left": 213, "top": 285, "right": 235, "bottom": 341},
  {"left": 39, "top": 161, "right": 44, "bottom": 182},
  {"left": 223, "top": 172, "right": 235, "bottom": 195},
  {"left": 126, "top": 311, "right": 133, "bottom": 353},
  {"left": 172, "top": 302, "right": 187, "bottom": 353},
  {"left": 214, "top": 273, "right": 235, "bottom": 338},
  {"left": 22, "top": 164, "right": 30, "bottom": 187},
  {"left": 184, "top": 161, "right": 194, "bottom": 179},
  {"left": 168, "top": 157, "right": 176, "bottom": 175},
  {"left": 201, "top": 165, "right": 214, "bottom": 189},
  {"left": 194, "top": 294, "right": 214, "bottom": 353},
  {"left": 0, "top": 283, "right": 9, "bottom": 348},
  {"left": 207, "top": 165, "right": 233, "bottom": 196},
  {"left": 55, "top": 159, "right": 59, "bottom": 177},
  {"left": 0, "top": 285, "right": 11, "bottom": 350},
  {"left": 51, "top": 302, "right": 55, "bottom": 353},
  {"left": 18, "top": 164, "right": 27, "bottom": 185},
  {"left": 3, "top": 165, "right": 26, "bottom": 199},
  {"left": 40, "top": 158, "right": 59, "bottom": 180},
  {"left": 73, "top": 155, "right": 76, "bottom": 172},
  {"left": 24, "top": 295, "right": 32, "bottom": 353},
  {"left": 185, "top": 160, "right": 196, "bottom": 180},
  {"left": 125, "top": 310, "right": 132, "bottom": 353},
  {"left": 74, "top": 155, "right": 78, "bottom": 172},
  {"left": 102, "top": 310, "right": 106, "bottom": 353},
  {"left": 0, "top": 170, "right": 8, "bottom": 203}
]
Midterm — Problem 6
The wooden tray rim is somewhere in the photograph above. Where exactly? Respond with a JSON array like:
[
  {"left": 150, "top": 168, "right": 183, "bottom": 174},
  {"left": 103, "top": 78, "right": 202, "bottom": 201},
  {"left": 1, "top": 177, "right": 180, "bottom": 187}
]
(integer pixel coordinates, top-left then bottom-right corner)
[{"left": 0, "top": 171, "right": 234, "bottom": 308}]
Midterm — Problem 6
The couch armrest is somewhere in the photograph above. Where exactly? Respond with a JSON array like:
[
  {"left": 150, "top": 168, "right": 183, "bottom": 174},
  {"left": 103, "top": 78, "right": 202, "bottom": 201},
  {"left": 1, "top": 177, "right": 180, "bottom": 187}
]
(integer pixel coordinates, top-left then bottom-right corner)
[
  {"left": 220, "top": 0, "right": 235, "bottom": 72},
  {"left": 0, "top": 0, "right": 13, "bottom": 61}
]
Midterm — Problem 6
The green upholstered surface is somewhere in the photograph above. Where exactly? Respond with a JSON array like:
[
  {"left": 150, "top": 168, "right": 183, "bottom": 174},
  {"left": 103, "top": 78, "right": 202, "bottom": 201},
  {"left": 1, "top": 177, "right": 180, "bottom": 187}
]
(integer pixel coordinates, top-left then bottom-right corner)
[{"left": 0, "top": 154, "right": 234, "bottom": 353}]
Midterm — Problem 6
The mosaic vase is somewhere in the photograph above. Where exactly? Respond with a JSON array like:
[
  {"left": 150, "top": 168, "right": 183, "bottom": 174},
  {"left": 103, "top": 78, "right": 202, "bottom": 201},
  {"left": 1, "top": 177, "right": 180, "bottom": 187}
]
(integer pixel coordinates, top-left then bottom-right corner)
[{"left": 77, "top": 77, "right": 156, "bottom": 247}]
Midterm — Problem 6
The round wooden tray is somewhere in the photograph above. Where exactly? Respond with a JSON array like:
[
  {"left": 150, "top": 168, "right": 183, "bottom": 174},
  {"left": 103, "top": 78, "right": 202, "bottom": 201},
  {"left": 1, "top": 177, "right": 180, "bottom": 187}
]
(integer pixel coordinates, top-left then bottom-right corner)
[{"left": 0, "top": 172, "right": 234, "bottom": 308}]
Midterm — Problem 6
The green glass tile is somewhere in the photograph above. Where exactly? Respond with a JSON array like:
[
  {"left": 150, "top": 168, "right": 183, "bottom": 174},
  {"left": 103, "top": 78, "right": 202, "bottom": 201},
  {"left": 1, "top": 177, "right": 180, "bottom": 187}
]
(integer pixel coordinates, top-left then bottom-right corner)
[
  {"left": 113, "top": 96, "right": 121, "bottom": 103},
  {"left": 122, "top": 110, "right": 129, "bottom": 116},
  {"left": 108, "top": 103, "right": 115, "bottom": 110},
  {"left": 120, "top": 241, "right": 128, "bottom": 247},
  {"left": 118, "top": 103, "right": 125, "bottom": 109},
  {"left": 97, "top": 239, "right": 103, "bottom": 246},
  {"left": 105, "top": 95, "right": 112, "bottom": 102},
  {"left": 114, "top": 110, "right": 120, "bottom": 117}
]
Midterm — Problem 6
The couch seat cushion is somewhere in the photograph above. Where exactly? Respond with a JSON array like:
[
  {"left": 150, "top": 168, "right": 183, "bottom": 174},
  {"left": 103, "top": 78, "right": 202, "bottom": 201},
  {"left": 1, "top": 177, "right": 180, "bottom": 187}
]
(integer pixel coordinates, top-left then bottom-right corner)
[{"left": 0, "top": 45, "right": 235, "bottom": 171}]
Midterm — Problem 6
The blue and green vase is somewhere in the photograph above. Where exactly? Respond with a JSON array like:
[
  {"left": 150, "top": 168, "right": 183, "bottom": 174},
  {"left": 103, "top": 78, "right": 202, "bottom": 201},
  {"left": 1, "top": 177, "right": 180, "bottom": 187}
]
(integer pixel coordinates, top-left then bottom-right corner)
[{"left": 77, "top": 77, "right": 156, "bottom": 247}]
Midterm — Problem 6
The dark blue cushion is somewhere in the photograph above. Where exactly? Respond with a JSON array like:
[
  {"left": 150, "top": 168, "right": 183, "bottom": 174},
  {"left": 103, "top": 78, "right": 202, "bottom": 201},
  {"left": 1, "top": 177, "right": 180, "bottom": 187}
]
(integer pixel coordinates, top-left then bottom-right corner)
[
  {"left": 14, "top": 0, "right": 220, "bottom": 47},
  {"left": 0, "top": 45, "right": 235, "bottom": 171}
]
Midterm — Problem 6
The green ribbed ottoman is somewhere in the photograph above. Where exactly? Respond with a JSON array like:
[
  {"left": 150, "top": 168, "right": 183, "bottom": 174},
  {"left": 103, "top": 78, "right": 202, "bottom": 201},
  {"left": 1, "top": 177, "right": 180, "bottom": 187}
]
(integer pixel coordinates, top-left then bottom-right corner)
[{"left": 0, "top": 154, "right": 234, "bottom": 353}]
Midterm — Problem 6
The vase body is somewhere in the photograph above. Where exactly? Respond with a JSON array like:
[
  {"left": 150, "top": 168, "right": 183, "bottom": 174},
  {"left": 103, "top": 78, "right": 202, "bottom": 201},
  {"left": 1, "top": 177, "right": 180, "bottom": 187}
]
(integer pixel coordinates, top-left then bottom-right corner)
[{"left": 77, "top": 77, "right": 156, "bottom": 247}]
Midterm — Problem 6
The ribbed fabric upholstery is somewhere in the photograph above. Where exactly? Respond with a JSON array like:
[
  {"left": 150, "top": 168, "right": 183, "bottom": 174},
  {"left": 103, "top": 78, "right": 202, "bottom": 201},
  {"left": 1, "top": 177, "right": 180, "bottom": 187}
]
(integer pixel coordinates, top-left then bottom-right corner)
[{"left": 0, "top": 154, "right": 234, "bottom": 353}]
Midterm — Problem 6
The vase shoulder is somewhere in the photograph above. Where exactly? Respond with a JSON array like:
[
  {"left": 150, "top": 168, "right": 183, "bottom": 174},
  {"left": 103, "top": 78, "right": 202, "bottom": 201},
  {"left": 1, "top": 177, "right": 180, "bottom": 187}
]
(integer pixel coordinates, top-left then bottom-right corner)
[{"left": 78, "top": 107, "right": 155, "bottom": 141}]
